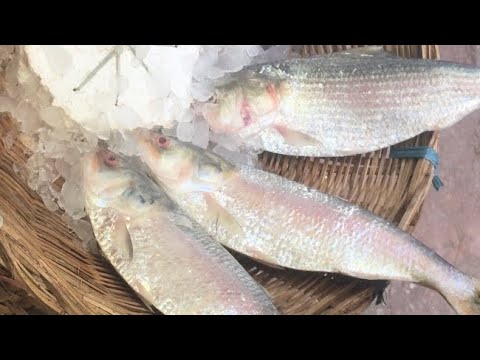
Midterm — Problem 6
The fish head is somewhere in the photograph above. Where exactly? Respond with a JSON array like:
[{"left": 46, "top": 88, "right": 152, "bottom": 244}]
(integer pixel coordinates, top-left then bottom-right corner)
[
  {"left": 134, "top": 128, "right": 196, "bottom": 185},
  {"left": 84, "top": 147, "right": 172, "bottom": 215},
  {"left": 200, "top": 76, "right": 281, "bottom": 134},
  {"left": 134, "top": 128, "right": 235, "bottom": 192},
  {"left": 83, "top": 148, "right": 138, "bottom": 208}
]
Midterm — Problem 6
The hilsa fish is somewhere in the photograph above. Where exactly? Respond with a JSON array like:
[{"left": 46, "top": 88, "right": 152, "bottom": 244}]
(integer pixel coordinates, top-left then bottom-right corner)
[
  {"left": 135, "top": 129, "right": 480, "bottom": 315},
  {"left": 83, "top": 148, "right": 278, "bottom": 315},
  {"left": 198, "top": 46, "right": 480, "bottom": 157}
]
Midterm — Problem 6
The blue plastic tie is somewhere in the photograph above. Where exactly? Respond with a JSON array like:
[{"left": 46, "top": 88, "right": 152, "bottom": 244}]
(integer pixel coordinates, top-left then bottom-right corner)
[{"left": 390, "top": 146, "right": 444, "bottom": 191}]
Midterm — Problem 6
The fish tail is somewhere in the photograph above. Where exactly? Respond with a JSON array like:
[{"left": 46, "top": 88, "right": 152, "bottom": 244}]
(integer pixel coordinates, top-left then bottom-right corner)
[{"left": 444, "top": 277, "right": 480, "bottom": 315}]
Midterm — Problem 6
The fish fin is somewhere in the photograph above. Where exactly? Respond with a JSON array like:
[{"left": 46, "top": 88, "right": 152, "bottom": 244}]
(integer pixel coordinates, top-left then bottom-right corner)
[
  {"left": 371, "top": 280, "right": 390, "bottom": 305},
  {"left": 178, "top": 178, "right": 217, "bottom": 193},
  {"left": 171, "top": 211, "right": 194, "bottom": 230},
  {"left": 272, "top": 124, "right": 322, "bottom": 148},
  {"left": 246, "top": 247, "right": 284, "bottom": 270},
  {"left": 444, "top": 277, "right": 480, "bottom": 315},
  {"left": 197, "top": 160, "right": 222, "bottom": 183},
  {"left": 111, "top": 215, "right": 133, "bottom": 261},
  {"left": 204, "top": 193, "right": 245, "bottom": 238},
  {"left": 132, "top": 279, "right": 156, "bottom": 307}
]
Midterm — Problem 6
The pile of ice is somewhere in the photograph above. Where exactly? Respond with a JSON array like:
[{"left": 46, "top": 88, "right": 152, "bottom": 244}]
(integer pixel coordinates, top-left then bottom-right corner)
[{"left": 0, "top": 45, "right": 292, "bottom": 249}]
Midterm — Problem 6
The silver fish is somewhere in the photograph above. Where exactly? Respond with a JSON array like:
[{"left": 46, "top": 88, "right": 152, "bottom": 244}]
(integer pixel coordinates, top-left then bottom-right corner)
[
  {"left": 198, "top": 46, "right": 480, "bottom": 157},
  {"left": 135, "top": 130, "right": 480, "bottom": 315},
  {"left": 83, "top": 148, "right": 278, "bottom": 315}
]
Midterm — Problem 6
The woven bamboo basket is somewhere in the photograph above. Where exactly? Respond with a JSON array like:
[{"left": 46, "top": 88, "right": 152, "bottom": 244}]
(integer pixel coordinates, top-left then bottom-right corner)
[{"left": 0, "top": 45, "right": 440, "bottom": 315}]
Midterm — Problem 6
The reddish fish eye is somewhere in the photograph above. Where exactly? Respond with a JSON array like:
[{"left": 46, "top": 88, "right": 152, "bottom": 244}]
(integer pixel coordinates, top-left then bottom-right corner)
[
  {"left": 104, "top": 154, "right": 118, "bottom": 167},
  {"left": 156, "top": 135, "right": 170, "bottom": 149}
]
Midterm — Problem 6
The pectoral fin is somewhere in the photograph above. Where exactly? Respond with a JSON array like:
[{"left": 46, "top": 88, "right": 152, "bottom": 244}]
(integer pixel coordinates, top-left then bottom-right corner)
[
  {"left": 111, "top": 215, "right": 133, "bottom": 261},
  {"left": 181, "top": 179, "right": 217, "bottom": 193},
  {"left": 204, "top": 193, "right": 244, "bottom": 238},
  {"left": 272, "top": 125, "right": 322, "bottom": 148},
  {"left": 133, "top": 279, "right": 156, "bottom": 307}
]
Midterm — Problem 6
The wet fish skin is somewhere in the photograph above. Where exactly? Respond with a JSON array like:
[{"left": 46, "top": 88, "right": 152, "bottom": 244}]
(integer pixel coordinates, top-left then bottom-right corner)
[
  {"left": 83, "top": 148, "right": 279, "bottom": 315},
  {"left": 200, "top": 47, "right": 480, "bottom": 157},
  {"left": 135, "top": 132, "right": 480, "bottom": 315}
]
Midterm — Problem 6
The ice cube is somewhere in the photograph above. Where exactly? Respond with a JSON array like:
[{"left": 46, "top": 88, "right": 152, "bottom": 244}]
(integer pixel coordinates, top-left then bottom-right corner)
[
  {"left": 61, "top": 180, "right": 86, "bottom": 220},
  {"left": 39, "top": 106, "right": 66, "bottom": 128},
  {"left": 55, "top": 159, "right": 71, "bottom": 179},
  {"left": 15, "top": 101, "right": 42, "bottom": 133},
  {"left": 38, "top": 161, "right": 56, "bottom": 183},
  {"left": 5, "top": 59, "right": 19, "bottom": 88},
  {"left": 146, "top": 75, "right": 171, "bottom": 99},
  {"left": 42, "top": 193, "right": 60, "bottom": 212},
  {"left": 34, "top": 86, "right": 53, "bottom": 108},
  {"left": 64, "top": 216, "right": 95, "bottom": 246},
  {"left": 109, "top": 130, "right": 140, "bottom": 157},
  {"left": 0, "top": 95, "right": 18, "bottom": 115},
  {"left": 191, "top": 116, "right": 210, "bottom": 149},
  {"left": 206, "top": 67, "right": 225, "bottom": 80},
  {"left": 118, "top": 76, "right": 130, "bottom": 96},
  {"left": 63, "top": 147, "right": 82, "bottom": 165},
  {"left": 42, "top": 46, "right": 73, "bottom": 75},
  {"left": 193, "top": 50, "right": 218, "bottom": 82},
  {"left": 73, "top": 129, "right": 98, "bottom": 153},
  {"left": 177, "top": 110, "right": 194, "bottom": 123},
  {"left": 0, "top": 45, "right": 14, "bottom": 59},
  {"left": 132, "top": 45, "right": 150, "bottom": 60},
  {"left": 17, "top": 65, "right": 41, "bottom": 102},
  {"left": 38, "top": 183, "right": 59, "bottom": 212},
  {"left": 176, "top": 121, "right": 194, "bottom": 142},
  {"left": 216, "top": 47, "right": 251, "bottom": 72},
  {"left": 110, "top": 105, "right": 142, "bottom": 131},
  {"left": 191, "top": 82, "right": 214, "bottom": 102}
]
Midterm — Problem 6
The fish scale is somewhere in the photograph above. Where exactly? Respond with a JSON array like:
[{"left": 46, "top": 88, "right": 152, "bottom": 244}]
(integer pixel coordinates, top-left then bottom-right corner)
[
  {"left": 205, "top": 47, "right": 480, "bottom": 157},
  {"left": 135, "top": 132, "right": 480, "bottom": 314},
  {"left": 173, "top": 165, "right": 480, "bottom": 314},
  {"left": 84, "top": 150, "right": 278, "bottom": 315}
]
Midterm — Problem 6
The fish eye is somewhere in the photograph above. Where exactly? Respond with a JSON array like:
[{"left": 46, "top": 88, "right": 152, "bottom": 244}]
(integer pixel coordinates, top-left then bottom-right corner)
[
  {"left": 104, "top": 153, "right": 118, "bottom": 167},
  {"left": 155, "top": 134, "right": 170, "bottom": 149}
]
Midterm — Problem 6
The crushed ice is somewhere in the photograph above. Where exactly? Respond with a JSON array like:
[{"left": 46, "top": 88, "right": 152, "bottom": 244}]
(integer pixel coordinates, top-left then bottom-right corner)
[{"left": 0, "top": 45, "right": 292, "bottom": 247}]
